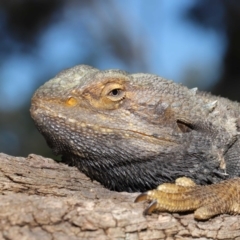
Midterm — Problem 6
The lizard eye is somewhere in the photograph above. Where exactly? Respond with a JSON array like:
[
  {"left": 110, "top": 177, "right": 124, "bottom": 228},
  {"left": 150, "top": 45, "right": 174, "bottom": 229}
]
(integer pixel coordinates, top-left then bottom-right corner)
[
  {"left": 109, "top": 88, "right": 121, "bottom": 96},
  {"left": 86, "top": 81, "right": 126, "bottom": 110},
  {"left": 107, "top": 88, "right": 125, "bottom": 101},
  {"left": 102, "top": 83, "right": 125, "bottom": 102}
]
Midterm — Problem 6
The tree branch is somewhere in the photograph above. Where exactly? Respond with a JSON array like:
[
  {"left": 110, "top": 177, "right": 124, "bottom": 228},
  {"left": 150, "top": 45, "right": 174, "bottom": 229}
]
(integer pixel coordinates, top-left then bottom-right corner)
[{"left": 0, "top": 153, "right": 239, "bottom": 239}]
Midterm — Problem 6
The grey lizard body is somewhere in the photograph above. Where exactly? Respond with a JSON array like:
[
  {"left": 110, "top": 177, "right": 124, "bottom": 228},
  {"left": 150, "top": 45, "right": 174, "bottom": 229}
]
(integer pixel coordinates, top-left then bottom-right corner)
[{"left": 30, "top": 65, "right": 240, "bottom": 219}]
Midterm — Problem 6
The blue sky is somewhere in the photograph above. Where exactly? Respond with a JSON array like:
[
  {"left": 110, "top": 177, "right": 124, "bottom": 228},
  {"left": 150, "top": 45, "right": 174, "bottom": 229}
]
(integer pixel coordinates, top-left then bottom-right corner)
[{"left": 0, "top": 0, "right": 226, "bottom": 111}]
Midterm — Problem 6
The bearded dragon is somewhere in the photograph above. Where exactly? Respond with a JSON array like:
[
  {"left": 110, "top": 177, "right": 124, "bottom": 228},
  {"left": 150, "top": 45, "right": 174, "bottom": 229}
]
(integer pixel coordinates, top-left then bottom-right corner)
[{"left": 30, "top": 65, "right": 240, "bottom": 220}]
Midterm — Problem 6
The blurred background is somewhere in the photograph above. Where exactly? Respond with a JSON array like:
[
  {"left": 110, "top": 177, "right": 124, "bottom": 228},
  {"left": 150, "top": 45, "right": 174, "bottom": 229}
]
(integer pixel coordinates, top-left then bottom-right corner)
[{"left": 0, "top": 0, "right": 240, "bottom": 158}]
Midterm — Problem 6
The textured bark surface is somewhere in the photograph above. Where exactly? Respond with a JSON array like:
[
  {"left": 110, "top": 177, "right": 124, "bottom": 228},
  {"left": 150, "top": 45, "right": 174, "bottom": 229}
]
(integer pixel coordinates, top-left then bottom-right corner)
[{"left": 0, "top": 153, "right": 239, "bottom": 240}]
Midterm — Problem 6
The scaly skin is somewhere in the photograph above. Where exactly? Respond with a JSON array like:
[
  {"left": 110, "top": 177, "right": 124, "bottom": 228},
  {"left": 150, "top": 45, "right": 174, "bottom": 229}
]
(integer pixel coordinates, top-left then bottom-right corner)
[
  {"left": 135, "top": 177, "right": 240, "bottom": 220},
  {"left": 30, "top": 65, "right": 240, "bottom": 219}
]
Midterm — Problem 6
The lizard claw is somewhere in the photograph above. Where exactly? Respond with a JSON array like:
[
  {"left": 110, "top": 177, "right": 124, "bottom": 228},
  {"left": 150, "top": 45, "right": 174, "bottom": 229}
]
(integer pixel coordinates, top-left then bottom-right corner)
[
  {"left": 134, "top": 193, "right": 159, "bottom": 215},
  {"left": 134, "top": 192, "right": 148, "bottom": 202},
  {"left": 135, "top": 177, "right": 240, "bottom": 220},
  {"left": 143, "top": 201, "right": 158, "bottom": 215}
]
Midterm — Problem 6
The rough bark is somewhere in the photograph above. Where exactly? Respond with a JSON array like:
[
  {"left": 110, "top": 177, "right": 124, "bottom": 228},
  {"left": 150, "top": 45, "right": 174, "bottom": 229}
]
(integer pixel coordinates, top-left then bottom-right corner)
[{"left": 0, "top": 153, "right": 239, "bottom": 240}]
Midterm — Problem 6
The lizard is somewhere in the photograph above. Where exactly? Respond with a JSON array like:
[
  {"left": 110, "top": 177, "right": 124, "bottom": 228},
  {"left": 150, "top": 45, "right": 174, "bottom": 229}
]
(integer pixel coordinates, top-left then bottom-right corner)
[{"left": 30, "top": 64, "right": 240, "bottom": 220}]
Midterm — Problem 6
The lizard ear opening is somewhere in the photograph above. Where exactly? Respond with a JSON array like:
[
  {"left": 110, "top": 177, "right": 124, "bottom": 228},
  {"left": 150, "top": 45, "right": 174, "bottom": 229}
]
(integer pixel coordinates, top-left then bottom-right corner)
[{"left": 177, "top": 119, "right": 194, "bottom": 133}]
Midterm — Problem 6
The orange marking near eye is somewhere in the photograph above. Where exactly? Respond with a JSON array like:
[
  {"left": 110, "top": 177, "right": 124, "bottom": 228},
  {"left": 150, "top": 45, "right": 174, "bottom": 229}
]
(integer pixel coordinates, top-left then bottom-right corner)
[{"left": 66, "top": 97, "right": 77, "bottom": 106}]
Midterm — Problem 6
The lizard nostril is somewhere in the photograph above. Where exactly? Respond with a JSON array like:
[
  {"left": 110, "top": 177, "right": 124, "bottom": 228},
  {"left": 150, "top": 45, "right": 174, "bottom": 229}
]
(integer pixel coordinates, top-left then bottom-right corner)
[{"left": 66, "top": 97, "right": 77, "bottom": 106}]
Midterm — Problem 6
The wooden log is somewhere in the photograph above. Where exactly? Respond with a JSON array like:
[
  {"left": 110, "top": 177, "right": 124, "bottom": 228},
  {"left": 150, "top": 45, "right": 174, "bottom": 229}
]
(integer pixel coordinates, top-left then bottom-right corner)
[{"left": 0, "top": 153, "right": 239, "bottom": 240}]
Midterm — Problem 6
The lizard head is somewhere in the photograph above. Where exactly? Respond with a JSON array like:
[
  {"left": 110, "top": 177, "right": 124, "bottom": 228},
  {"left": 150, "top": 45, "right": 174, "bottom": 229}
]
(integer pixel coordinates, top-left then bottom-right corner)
[{"left": 30, "top": 65, "right": 226, "bottom": 192}]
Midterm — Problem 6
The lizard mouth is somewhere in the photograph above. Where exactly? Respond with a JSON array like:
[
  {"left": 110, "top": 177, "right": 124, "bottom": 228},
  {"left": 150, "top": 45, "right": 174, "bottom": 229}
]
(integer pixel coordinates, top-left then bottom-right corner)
[{"left": 30, "top": 100, "right": 179, "bottom": 149}]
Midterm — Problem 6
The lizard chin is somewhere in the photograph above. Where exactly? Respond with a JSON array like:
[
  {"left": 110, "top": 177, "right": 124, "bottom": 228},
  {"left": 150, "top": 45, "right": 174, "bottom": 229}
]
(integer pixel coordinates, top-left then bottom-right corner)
[{"left": 31, "top": 103, "right": 179, "bottom": 192}]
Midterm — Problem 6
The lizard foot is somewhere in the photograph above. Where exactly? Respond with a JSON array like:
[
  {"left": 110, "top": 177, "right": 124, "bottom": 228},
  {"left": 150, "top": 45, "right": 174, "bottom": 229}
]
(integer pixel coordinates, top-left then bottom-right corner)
[{"left": 135, "top": 177, "right": 240, "bottom": 220}]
